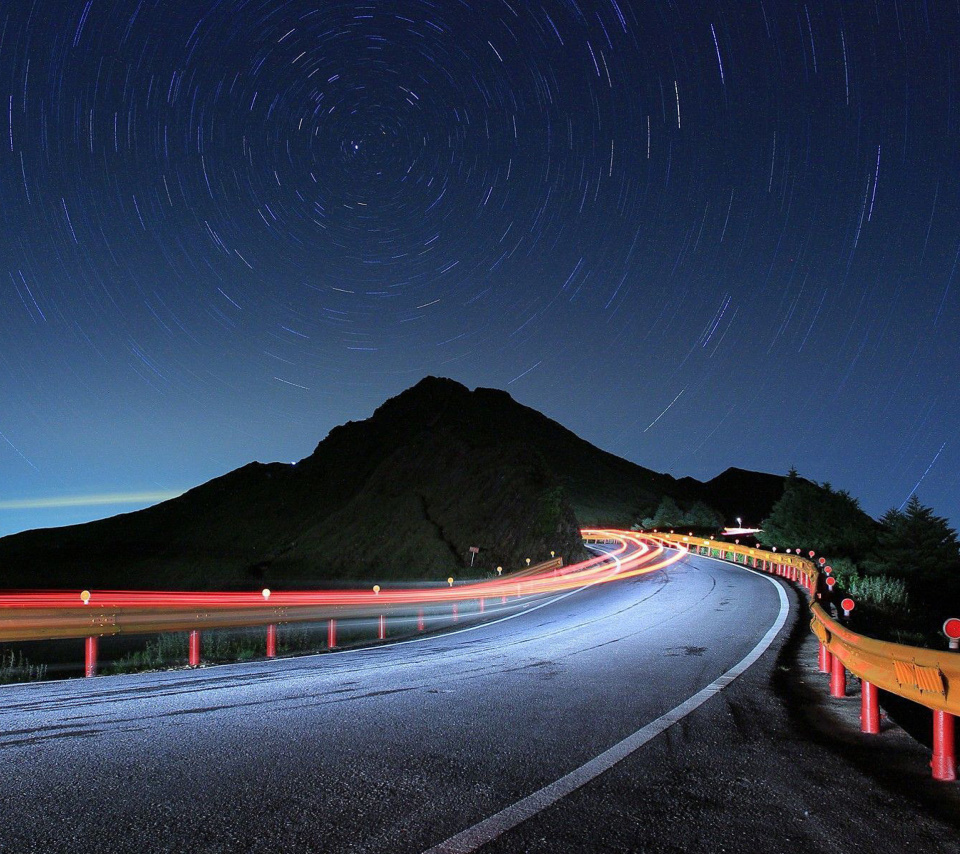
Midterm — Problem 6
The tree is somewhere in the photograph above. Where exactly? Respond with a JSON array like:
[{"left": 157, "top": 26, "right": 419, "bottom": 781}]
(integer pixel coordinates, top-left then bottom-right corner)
[
  {"left": 760, "top": 470, "right": 876, "bottom": 555},
  {"left": 683, "top": 500, "right": 724, "bottom": 530},
  {"left": 870, "top": 495, "right": 960, "bottom": 583},
  {"left": 651, "top": 496, "right": 684, "bottom": 529}
]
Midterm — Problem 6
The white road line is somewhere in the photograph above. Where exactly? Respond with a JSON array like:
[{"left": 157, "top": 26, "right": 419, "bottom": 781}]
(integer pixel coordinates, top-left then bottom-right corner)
[{"left": 422, "top": 561, "right": 790, "bottom": 854}]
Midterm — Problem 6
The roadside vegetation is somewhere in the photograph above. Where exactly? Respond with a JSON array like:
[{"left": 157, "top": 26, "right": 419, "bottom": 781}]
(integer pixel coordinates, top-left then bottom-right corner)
[
  {"left": 106, "top": 624, "right": 361, "bottom": 675},
  {"left": 0, "top": 649, "right": 47, "bottom": 685},
  {"left": 758, "top": 468, "right": 960, "bottom": 647}
]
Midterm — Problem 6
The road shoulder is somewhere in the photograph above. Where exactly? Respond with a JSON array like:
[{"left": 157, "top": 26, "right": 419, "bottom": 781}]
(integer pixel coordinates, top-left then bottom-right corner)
[{"left": 480, "top": 578, "right": 960, "bottom": 854}]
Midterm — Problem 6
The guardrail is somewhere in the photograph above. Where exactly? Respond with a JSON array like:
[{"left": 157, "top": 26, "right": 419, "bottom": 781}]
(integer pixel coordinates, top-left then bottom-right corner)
[
  {"left": 0, "top": 530, "right": 680, "bottom": 680},
  {"left": 646, "top": 531, "right": 959, "bottom": 782}
]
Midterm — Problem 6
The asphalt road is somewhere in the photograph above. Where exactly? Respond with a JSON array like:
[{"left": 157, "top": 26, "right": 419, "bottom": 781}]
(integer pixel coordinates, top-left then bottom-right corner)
[{"left": 1, "top": 553, "right": 956, "bottom": 853}]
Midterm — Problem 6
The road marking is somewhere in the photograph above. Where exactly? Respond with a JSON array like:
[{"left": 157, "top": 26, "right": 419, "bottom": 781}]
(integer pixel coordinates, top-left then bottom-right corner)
[{"left": 422, "top": 562, "right": 789, "bottom": 854}]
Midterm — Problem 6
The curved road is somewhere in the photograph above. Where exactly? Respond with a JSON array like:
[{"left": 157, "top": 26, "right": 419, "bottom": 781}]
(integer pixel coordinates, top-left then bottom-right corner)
[{"left": 2, "top": 552, "right": 788, "bottom": 852}]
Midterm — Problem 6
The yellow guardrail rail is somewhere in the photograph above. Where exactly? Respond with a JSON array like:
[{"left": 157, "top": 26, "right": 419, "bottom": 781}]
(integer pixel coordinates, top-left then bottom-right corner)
[
  {"left": 808, "top": 602, "right": 959, "bottom": 714},
  {"left": 645, "top": 530, "right": 960, "bottom": 781}
]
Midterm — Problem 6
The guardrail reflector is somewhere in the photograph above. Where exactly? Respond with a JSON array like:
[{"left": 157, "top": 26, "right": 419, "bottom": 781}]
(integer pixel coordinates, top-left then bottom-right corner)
[
  {"left": 916, "top": 664, "right": 946, "bottom": 696},
  {"left": 893, "top": 660, "right": 945, "bottom": 696},
  {"left": 893, "top": 660, "right": 914, "bottom": 686}
]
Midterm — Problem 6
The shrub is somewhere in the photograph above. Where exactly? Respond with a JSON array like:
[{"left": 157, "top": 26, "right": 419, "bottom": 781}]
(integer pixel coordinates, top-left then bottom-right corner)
[
  {"left": 848, "top": 574, "right": 909, "bottom": 612},
  {"left": 826, "top": 556, "right": 859, "bottom": 588}
]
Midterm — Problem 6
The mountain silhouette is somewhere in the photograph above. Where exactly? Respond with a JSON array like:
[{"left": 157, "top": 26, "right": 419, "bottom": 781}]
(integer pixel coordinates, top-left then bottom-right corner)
[{"left": 0, "top": 377, "right": 786, "bottom": 589}]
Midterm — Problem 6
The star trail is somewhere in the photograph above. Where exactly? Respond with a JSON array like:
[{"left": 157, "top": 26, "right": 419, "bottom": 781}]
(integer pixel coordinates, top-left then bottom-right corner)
[{"left": 1, "top": 1, "right": 958, "bottom": 535}]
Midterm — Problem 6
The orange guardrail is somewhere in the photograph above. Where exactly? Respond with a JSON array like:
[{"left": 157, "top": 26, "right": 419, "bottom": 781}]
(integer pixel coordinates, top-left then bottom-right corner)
[
  {"left": 808, "top": 602, "right": 959, "bottom": 714},
  {"left": 645, "top": 530, "right": 960, "bottom": 780}
]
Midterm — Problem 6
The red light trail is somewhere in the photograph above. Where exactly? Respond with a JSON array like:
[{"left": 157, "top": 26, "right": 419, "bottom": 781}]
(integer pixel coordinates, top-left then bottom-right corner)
[{"left": 0, "top": 530, "right": 683, "bottom": 642}]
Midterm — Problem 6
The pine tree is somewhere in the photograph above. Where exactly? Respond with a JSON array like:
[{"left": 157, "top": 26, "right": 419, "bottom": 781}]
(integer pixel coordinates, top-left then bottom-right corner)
[
  {"left": 873, "top": 495, "right": 960, "bottom": 582},
  {"left": 760, "top": 469, "right": 875, "bottom": 555}
]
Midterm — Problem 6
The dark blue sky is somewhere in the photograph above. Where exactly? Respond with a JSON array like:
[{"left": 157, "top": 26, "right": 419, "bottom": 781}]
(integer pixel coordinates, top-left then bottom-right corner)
[{"left": 1, "top": 0, "right": 958, "bottom": 536}]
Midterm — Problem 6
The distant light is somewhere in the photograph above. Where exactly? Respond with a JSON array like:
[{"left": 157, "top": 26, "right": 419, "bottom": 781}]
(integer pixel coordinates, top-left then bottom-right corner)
[{"left": 262, "top": 589, "right": 271, "bottom": 600}]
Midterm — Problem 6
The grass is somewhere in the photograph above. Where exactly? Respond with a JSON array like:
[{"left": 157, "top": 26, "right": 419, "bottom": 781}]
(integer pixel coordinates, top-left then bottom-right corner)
[
  {"left": 108, "top": 632, "right": 188, "bottom": 674},
  {"left": 106, "top": 620, "right": 401, "bottom": 675},
  {"left": 0, "top": 648, "right": 47, "bottom": 685}
]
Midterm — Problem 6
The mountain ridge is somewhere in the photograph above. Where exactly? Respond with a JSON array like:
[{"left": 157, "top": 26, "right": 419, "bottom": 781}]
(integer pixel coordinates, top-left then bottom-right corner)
[{"left": 0, "top": 377, "right": 787, "bottom": 589}]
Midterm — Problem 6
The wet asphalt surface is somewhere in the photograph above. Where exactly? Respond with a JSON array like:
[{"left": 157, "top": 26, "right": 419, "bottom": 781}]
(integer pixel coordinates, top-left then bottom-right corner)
[{"left": 1, "top": 553, "right": 957, "bottom": 853}]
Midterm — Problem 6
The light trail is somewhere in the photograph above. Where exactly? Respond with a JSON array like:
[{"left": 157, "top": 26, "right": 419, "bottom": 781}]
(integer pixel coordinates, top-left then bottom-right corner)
[{"left": 0, "top": 530, "right": 684, "bottom": 643}]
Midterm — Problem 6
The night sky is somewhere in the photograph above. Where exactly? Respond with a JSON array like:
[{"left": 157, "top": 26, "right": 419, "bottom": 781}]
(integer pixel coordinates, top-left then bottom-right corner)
[{"left": 2, "top": 0, "right": 959, "bottom": 537}]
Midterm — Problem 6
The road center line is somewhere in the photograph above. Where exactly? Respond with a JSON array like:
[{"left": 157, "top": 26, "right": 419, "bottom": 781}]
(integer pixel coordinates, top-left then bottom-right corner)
[{"left": 422, "top": 560, "right": 790, "bottom": 854}]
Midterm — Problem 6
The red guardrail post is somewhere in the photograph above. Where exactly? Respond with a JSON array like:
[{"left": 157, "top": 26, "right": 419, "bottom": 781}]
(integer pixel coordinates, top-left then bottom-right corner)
[
  {"left": 818, "top": 642, "right": 832, "bottom": 673},
  {"left": 84, "top": 636, "right": 98, "bottom": 678},
  {"left": 932, "top": 711, "right": 957, "bottom": 781},
  {"left": 452, "top": 603, "right": 459, "bottom": 623},
  {"left": 830, "top": 655, "right": 847, "bottom": 697},
  {"left": 417, "top": 608, "right": 425, "bottom": 632},
  {"left": 861, "top": 680, "right": 880, "bottom": 733},
  {"left": 266, "top": 624, "right": 277, "bottom": 658},
  {"left": 378, "top": 614, "right": 386, "bottom": 640},
  {"left": 479, "top": 598, "right": 485, "bottom": 613},
  {"left": 327, "top": 618, "right": 337, "bottom": 649},
  {"left": 188, "top": 629, "right": 201, "bottom": 666}
]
